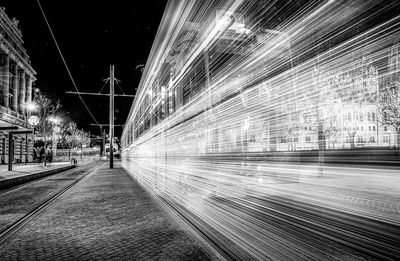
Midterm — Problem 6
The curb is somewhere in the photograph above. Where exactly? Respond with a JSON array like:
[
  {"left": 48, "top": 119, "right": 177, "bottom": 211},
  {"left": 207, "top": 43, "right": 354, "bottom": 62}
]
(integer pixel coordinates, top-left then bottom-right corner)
[{"left": 0, "top": 164, "right": 76, "bottom": 190}]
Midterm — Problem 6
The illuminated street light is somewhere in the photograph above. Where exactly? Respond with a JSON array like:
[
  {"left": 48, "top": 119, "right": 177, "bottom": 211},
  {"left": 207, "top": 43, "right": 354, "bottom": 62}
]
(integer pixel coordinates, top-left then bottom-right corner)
[
  {"left": 26, "top": 102, "right": 38, "bottom": 111},
  {"left": 24, "top": 102, "right": 38, "bottom": 164},
  {"left": 48, "top": 116, "right": 61, "bottom": 125}
]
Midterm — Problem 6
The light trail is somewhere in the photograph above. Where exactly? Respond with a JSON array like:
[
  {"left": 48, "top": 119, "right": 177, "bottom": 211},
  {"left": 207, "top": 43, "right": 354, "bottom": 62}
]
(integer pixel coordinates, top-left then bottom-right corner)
[{"left": 122, "top": 0, "right": 400, "bottom": 260}]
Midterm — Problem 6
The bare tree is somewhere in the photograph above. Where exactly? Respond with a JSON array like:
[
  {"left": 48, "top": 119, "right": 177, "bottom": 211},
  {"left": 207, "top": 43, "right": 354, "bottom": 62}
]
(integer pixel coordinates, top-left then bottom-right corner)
[
  {"left": 59, "top": 122, "right": 91, "bottom": 159},
  {"left": 281, "top": 109, "right": 301, "bottom": 151},
  {"left": 308, "top": 63, "right": 343, "bottom": 150},
  {"left": 377, "top": 79, "right": 400, "bottom": 147},
  {"left": 59, "top": 122, "right": 78, "bottom": 159},
  {"left": 32, "top": 94, "right": 62, "bottom": 145}
]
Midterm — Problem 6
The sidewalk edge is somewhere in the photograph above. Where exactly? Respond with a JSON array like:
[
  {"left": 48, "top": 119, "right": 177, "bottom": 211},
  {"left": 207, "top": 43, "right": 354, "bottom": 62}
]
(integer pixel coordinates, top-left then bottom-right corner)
[{"left": 0, "top": 164, "right": 76, "bottom": 190}]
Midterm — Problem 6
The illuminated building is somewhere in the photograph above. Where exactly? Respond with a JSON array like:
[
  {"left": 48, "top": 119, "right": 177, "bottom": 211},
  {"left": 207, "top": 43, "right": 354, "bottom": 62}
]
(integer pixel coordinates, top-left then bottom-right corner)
[
  {"left": 0, "top": 7, "right": 37, "bottom": 163},
  {"left": 279, "top": 48, "right": 399, "bottom": 151}
]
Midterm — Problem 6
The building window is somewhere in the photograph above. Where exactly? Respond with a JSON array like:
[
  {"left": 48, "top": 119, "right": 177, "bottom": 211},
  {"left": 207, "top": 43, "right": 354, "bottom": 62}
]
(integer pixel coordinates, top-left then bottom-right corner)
[
  {"left": 384, "top": 126, "right": 387, "bottom": 131},
  {"left": 373, "top": 126, "right": 376, "bottom": 131},
  {"left": 372, "top": 112, "right": 376, "bottom": 122},
  {"left": 368, "top": 126, "right": 371, "bottom": 131},
  {"left": 369, "top": 136, "right": 375, "bottom": 143},
  {"left": 383, "top": 136, "right": 389, "bottom": 143},
  {"left": 305, "top": 136, "right": 311, "bottom": 142},
  {"left": 361, "top": 126, "right": 364, "bottom": 131},
  {"left": 368, "top": 112, "right": 371, "bottom": 121}
]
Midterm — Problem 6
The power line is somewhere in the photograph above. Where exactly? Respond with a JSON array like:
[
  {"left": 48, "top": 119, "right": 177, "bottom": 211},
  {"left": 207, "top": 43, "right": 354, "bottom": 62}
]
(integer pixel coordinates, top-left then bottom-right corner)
[
  {"left": 66, "top": 91, "right": 135, "bottom": 97},
  {"left": 90, "top": 124, "right": 125, "bottom": 127},
  {"left": 36, "top": 0, "right": 100, "bottom": 126}
]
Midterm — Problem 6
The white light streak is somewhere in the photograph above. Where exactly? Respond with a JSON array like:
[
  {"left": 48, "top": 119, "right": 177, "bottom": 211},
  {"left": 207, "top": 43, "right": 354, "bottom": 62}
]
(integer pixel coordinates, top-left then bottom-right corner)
[{"left": 122, "top": 1, "right": 400, "bottom": 260}]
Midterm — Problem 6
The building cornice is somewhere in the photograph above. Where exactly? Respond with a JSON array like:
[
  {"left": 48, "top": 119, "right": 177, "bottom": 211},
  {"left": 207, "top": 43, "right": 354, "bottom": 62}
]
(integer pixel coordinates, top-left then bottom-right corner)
[{"left": 0, "top": 7, "right": 36, "bottom": 79}]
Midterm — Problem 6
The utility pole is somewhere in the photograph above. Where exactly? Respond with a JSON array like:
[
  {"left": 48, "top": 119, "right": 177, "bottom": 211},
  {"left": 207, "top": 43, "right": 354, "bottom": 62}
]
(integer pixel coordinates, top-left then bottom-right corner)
[
  {"left": 103, "top": 129, "right": 106, "bottom": 156},
  {"left": 109, "top": 65, "right": 114, "bottom": 169},
  {"left": 66, "top": 66, "right": 134, "bottom": 169}
]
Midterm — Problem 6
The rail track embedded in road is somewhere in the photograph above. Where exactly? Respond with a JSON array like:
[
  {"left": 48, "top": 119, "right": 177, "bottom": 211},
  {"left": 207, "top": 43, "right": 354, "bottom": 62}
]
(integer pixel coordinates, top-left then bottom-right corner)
[{"left": 0, "top": 162, "right": 105, "bottom": 245}]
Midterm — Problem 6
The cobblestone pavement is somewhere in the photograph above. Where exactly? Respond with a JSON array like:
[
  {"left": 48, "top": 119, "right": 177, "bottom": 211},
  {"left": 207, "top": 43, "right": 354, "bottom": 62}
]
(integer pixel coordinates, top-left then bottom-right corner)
[
  {"left": 0, "top": 162, "right": 218, "bottom": 261},
  {"left": 0, "top": 161, "right": 98, "bottom": 232}
]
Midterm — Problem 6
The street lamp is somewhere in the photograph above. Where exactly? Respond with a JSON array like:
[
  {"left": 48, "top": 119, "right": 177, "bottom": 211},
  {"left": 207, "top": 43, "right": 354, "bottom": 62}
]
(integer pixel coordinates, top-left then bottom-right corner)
[
  {"left": 25, "top": 102, "right": 38, "bottom": 164},
  {"left": 48, "top": 116, "right": 62, "bottom": 161},
  {"left": 48, "top": 116, "right": 61, "bottom": 125},
  {"left": 26, "top": 102, "right": 37, "bottom": 112}
]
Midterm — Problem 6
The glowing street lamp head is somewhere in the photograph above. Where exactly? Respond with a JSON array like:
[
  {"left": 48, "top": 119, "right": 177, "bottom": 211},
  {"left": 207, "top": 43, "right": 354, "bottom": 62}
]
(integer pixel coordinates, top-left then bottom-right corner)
[
  {"left": 26, "top": 102, "right": 37, "bottom": 111},
  {"left": 48, "top": 116, "right": 61, "bottom": 125}
]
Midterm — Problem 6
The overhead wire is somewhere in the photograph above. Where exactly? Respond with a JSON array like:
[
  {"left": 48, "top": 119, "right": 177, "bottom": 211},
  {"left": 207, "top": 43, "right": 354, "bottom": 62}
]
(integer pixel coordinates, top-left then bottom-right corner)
[{"left": 36, "top": 0, "right": 101, "bottom": 126}]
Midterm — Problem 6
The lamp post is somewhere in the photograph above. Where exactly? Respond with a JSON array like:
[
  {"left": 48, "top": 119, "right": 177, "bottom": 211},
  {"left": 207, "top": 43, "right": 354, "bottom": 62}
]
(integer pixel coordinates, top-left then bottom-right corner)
[
  {"left": 48, "top": 116, "right": 61, "bottom": 162},
  {"left": 25, "top": 102, "right": 37, "bottom": 164}
]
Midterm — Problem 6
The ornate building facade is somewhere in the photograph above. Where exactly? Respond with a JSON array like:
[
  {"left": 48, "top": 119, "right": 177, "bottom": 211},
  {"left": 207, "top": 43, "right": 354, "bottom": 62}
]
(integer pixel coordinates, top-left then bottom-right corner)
[{"left": 0, "top": 7, "right": 36, "bottom": 163}]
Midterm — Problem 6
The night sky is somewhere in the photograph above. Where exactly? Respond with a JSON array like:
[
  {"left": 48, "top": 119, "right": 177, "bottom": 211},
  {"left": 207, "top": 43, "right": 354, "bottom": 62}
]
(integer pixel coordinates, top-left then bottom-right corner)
[{"left": 1, "top": 0, "right": 168, "bottom": 137}]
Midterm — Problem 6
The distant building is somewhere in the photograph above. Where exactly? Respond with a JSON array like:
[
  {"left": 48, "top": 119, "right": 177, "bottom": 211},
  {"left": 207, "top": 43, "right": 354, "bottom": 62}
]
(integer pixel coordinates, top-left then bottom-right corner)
[
  {"left": 0, "top": 7, "right": 37, "bottom": 163},
  {"left": 275, "top": 46, "right": 400, "bottom": 151}
]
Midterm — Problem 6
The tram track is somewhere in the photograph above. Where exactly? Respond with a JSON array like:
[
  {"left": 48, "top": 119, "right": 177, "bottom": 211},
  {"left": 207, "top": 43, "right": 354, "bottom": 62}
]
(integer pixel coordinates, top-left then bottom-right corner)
[
  {"left": 0, "top": 162, "right": 105, "bottom": 246},
  {"left": 0, "top": 166, "right": 77, "bottom": 196}
]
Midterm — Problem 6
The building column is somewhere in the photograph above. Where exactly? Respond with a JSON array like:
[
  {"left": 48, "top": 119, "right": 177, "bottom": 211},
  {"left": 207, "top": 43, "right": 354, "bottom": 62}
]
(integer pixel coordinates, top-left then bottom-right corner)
[
  {"left": 0, "top": 54, "right": 10, "bottom": 107},
  {"left": 18, "top": 69, "right": 26, "bottom": 115},
  {"left": 10, "top": 63, "right": 19, "bottom": 112},
  {"left": 25, "top": 75, "right": 32, "bottom": 106}
]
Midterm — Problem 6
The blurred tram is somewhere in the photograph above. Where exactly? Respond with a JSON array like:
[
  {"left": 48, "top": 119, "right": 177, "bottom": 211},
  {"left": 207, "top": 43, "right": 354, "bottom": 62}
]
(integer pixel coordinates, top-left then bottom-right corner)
[
  {"left": 120, "top": 1, "right": 400, "bottom": 260},
  {"left": 121, "top": 1, "right": 302, "bottom": 205},
  {"left": 120, "top": 1, "right": 400, "bottom": 199}
]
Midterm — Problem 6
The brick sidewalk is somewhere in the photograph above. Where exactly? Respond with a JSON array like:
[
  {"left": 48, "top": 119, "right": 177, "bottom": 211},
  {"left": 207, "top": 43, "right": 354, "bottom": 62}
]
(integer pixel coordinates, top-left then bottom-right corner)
[{"left": 0, "top": 162, "right": 218, "bottom": 260}]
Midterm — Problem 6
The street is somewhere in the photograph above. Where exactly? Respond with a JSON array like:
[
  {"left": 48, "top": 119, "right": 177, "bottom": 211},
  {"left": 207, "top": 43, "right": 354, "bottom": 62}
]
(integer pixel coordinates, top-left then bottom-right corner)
[
  {"left": 0, "top": 161, "right": 218, "bottom": 261},
  {"left": 1, "top": 0, "right": 400, "bottom": 260}
]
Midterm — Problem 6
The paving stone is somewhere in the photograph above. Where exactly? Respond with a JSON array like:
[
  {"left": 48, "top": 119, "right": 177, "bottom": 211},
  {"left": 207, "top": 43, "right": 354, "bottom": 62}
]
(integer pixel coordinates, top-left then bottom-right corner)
[{"left": 0, "top": 162, "right": 219, "bottom": 260}]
